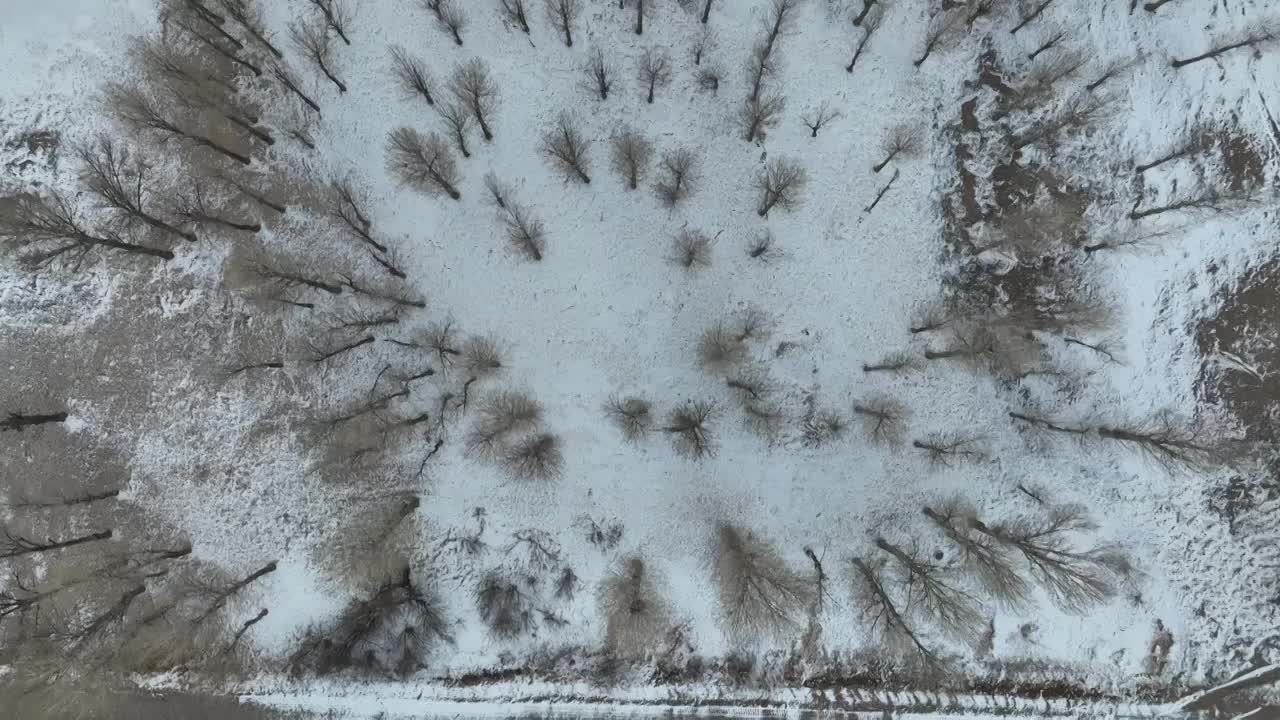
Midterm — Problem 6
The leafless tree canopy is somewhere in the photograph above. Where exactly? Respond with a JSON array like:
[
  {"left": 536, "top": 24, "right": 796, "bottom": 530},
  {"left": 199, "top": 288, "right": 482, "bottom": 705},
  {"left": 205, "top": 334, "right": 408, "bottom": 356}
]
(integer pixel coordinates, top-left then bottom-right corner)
[
  {"left": 849, "top": 556, "right": 934, "bottom": 663},
  {"left": 436, "top": 100, "right": 474, "bottom": 158},
  {"left": 638, "top": 48, "right": 672, "bottom": 104},
  {"left": 422, "top": 0, "right": 467, "bottom": 45},
  {"left": 545, "top": 0, "right": 581, "bottom": 47},
  {"left": 609, "top": 127, "right": 654, "bottom": 190},
  {"left": 308, "top": 0, "right": 354, "bottom": 45},
  {"left": 852, "top": 395, "right": 908, "bottom": 446},
  {"left": 390, "top": 45, "right": 434, "bottom": 105},
  {"left": 598, "top": 556, "right": 669, "bottom": 656},
  {"left": 584, "top": 47, "right": 615, "bottom": 100},
  {"left": 466, "top": 389, "right": 543, "bottom": 458},
  {"left": 712, "top": 523, "right": 813, "bottom": 644},
  {"left": 605, "top": 396, "right": 651, "bottom": 442},
  {"left": 754, "top": 156, "right": 807, "bottom": 217},
  {"left": 290, "top": 18, "right": 347, "bottom": 93},
  {"left": 969, "top": 505, "right": 1133, "bottom": 613},
  {"left": 662, "top": 399, "right": 716, "bottom": 458},
  {"left": 502, "top": 432, "right": 564, "bottom": 481},
  {"left": 77, "top": 137, "right": 196, "bottom": 243},
  {"left": 0, "top": 191, "right": 174, "bottom": 267},
  {"left": 923, "top": 499, "right": 1031, "bottom": 610},
  {"left": 450, "top": 59, "right": 499, "bottom": 141},
  {"left": 874, "top": 125, "right": 923, "bottom": 172},
  {"left": 802, "top": 100, "right": 840, "bottom": 137},
  {"left": 654, "top": 148, "right": 699, "bottom": 208},
  {"left": 499, "top": 0, "right": 532, "bottom": 33},
  {"left": 290, "top": 566, "right": 450, "bottom": 677},
  {"left": 475, "top": 570, "right": 534, "bottom": 639},
  {"left": 738, "top": 92, "right": 786, "bottom": 143},
  {"left": 874, "top": 535, "right": 986, "bottom": 646},
  {"left": 542, "top": 111, "right": 592, "bottom": 184},
  {"left": 105, "top": 82, "right": 251, "bottom": 165},
  {"left": 385, "top": 127, "right": 462, "bottom": 200},
  {"left": 671, "top": 229, "right": 713, "bottom": 270},
  {"left": 913, "top": 432, "right": 987, "bottom": 466}
]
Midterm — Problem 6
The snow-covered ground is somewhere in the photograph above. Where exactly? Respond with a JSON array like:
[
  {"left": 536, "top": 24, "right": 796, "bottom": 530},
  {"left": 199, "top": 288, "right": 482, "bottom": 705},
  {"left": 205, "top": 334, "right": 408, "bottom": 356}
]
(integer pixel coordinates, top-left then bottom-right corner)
[{"left": 2, "top": 0, "right": 1279, "bottom": 714}]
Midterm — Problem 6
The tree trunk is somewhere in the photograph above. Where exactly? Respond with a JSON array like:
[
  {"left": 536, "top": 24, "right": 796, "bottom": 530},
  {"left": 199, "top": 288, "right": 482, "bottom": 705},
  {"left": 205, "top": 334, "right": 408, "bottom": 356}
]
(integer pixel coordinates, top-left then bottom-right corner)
[
  {"left": 702, "top": 0, "right": 712, "bottom": 24},
  {"left": 635, "top": 0, "right": 644, "bottom": 34},
  {"left": 93, "top": 234, "right": 176, "bottom": 260}
]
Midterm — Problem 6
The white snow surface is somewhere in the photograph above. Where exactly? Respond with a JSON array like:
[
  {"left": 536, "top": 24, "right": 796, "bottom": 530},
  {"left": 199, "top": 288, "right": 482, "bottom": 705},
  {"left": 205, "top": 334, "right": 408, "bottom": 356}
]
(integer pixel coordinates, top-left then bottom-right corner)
[{"left": 3, "top": 0, "right": 1279, "bottom": 705}]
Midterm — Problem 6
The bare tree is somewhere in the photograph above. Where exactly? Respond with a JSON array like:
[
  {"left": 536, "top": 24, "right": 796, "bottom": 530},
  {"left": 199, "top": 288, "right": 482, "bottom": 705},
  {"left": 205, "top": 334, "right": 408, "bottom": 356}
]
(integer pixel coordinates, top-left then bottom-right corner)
[
  {"left": 1011, "top": 0, "right": 1053, "bottom": 33},
  {"left": 862, "top": 350, "right": 922, "bottom": 373},
  {"left": 712, "top": 523, "right": 813, "bottom": 644},
  {"left": 852, "top": 395, "right": 908, "bottom": 446},
  {"left": 922, "top": 499, "right": 1031, "bottom": 609},
  {"left": 290, "top": 18, "right": 346, "bottom": 93},
  {"left": 466, "top": 389, "right": 543, "bottom": 458},
  {"left": 864, "top": 167, "right": 900, "bottom": 213},
  {"left": 802, "top": 100, "right": 840, "bottom": 137},
  {"left": 545, "top": 0, "right": 581, "bottom": 47},
  {"left": 755, "top": 157, "right": 807, "bottom": 217},
  {"left": 1011, "top": 93, "right": 1110, "bottom": 149},
  {"left": 697, "top": 323, "right": 746, "bottom": 370},
  {"left": 746, "top": 229, "right": 780, "bottom": 261},
  {"left": 696, "top": 64, "right": 723, "bottom": 94},
  {"left": 745, "top": 40, "right": 777, "bottom": 103},
  {"left": 874, "top": 535, "right": 986, "bottom": 645},
  {"left": 308, "top": 0, "right": 353, "bottom": 44},
  {"left": 385, "top": 127, "right": 462, "bottom": 200},
  {"left": 496, "top": 195, "right": 546, "bottom": 261},
  {"left": 967, "top": 505, "right": 1132, "bottom": 613},
  {"left": 874, "top": 125, "right": 922, "bottom": 172},
  {"left": 692, "top": 26, "right": 713, "bottom": 65},
  {"left": 846, "top": 6, "right": 881, "bottom": 71},
  {"left": 605, "top": 396, "right": 651, "bottom": 441},
  {"left": 170, "top": 179, "right": 260, "bottom": 233},
  {"left": 271, "top": 63, "right": 322, "bottom": 115},
  {"left": 1128, "top": 186, "right": 1256, "bottom": 220},
  {"left": 1171, "top": 24, "right": 1280, "bottom": 68},
  {"left": 324, "top": 177, "right": 386, "bottom": 254},
  {"left": 450, "top": 59, "right": 499, "bottom": 141},
  {"left": 77, "top": 138, "right": 196, "bottom": 243},
  {"left": 436, "top": 100, "right": 474, "bottom": 158},
  {"left": 671, "top": 229, "right": 713, "bottom": 270},
  {"left": 390, "top": 45, "right": 434, "bottom": 105},
  {"left": 502, "top": 432, "right": 564, "bottom": 481},
  {"left": 475, "top": 571, "right": 534, "bottom": 639},
  {"left": 599, "top": 556, "right": 669, "bottom": 656},
  {"left": 609, "top": 127, "right": 653, "bottom": 190},
  {"left": 638, "top": 48, "right": 672, "bottom": 104},
  {"left": 499, "top": 0, "right": 532, "bottom": 33},
  {"left": 760, "top": 0, "right": 800, "bottom": 55},
  {"left": 914, "top": 8, "right": 963, "bottom": 67},
  {"left": 422, "top": 0, "right": 467, "bottom": 45},
  {"left": 462, "top": 334, "right": 506, "bottom": 379},
  {"left": 1027, "top": 26, "right": 1066, "bottom": 61},
  {"left": 214, "top": 0, "right": 286, "bottom": 59},
  {"left": 105, "top": 82, "right": 251, "bottom": 165},
  {"left": 738, "top": 92, "right": 786, "bottom": 143},
  {"left": 913, "top": 433, "right": 987, "bottom": 466},
  {"left": 542, "top": 111, "right": 592, "bottom": 184},
  {"left": 662, "top": 400, "right": 716, "bottom": 458},
  {"left": 290, "top": 566, "right": 450, "bottom": 677},
  {"left": 584, "top": 48, "right": 616, "bottom": 100},
  {"left": 850, "top": 556, "right": 935, "bottom": 663},
  {"left": 801, "top": 408, "right": 847, "bottom": 448},
  {"left": 159, "top": 0, "right": 263, "bottom": 78},
  {"left": 0, "top": 191, "right": 174, "bottom": 267},
  {"left": 1097, "top": 414, "right": 1239, "bottom": 473},
  {"left": 654, "top": 148, "right": 699, "bottom": 208}
]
